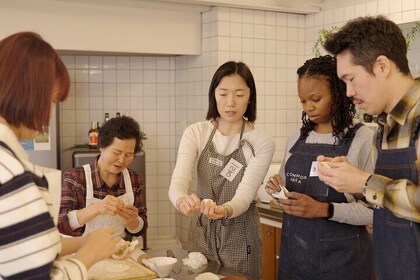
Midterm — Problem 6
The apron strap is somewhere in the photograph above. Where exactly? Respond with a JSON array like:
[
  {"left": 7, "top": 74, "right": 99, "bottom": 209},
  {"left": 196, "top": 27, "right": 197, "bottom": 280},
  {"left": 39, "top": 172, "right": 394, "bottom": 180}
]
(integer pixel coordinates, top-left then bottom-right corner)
[
  {"left": 238, "top": 118, "right": 246, "bottom": 145},
  {"left": 338, "top": 122, "right": 364, "bottom": 145},
  {"left": 83, "top": 164, "right": 94, "bottom": 205},
  {"left": 121, "top": 168, "right": 134, "bottom": 204},
  {"left": 199, "top": 121, "right": 219, "bottom": 160},
  {"left": 239, "top": 139, "right": 255, "bottom": 157}
]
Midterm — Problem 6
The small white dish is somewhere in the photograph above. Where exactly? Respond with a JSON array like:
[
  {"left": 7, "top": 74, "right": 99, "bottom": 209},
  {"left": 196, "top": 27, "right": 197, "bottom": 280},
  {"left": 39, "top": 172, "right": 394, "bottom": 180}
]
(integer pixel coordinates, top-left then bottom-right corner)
[{"left": 142, "top": 257, "right": 177, "bottom": 277}]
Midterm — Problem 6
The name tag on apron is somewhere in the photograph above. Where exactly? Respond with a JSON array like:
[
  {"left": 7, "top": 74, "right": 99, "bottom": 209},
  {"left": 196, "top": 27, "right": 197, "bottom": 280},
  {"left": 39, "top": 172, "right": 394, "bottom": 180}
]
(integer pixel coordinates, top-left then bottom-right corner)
[
  {"left": 220, "top": 158, "right": 243, "bottom": 182},
  {"left": 309, "top": 161, "right": 319, "bottom": 177},
  {"left": 209, "top": 157, "right": 223, "bottom": 167}
]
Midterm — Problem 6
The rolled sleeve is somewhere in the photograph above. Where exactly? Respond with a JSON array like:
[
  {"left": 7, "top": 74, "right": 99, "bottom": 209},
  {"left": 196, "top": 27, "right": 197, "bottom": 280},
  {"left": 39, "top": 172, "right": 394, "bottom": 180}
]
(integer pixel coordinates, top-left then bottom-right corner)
[
  {"left": 364, "top": 174, "right": 387, "bottom": 208},
  {"left": 365, "top": 174, "right": 420, "bottom": 222},
  {"left": 127, "top": 216, "right": 145, "bottom": 234},
  {"left": 68, "top": 210, "right": 83, "bottom": 230}
]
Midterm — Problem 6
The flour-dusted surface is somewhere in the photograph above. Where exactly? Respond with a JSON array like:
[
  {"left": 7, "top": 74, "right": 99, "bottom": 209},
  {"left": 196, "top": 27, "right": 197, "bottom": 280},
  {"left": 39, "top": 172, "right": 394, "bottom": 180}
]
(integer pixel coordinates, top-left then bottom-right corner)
[{"left": 88, "top": 258, "right": 156, "bottom": 280}]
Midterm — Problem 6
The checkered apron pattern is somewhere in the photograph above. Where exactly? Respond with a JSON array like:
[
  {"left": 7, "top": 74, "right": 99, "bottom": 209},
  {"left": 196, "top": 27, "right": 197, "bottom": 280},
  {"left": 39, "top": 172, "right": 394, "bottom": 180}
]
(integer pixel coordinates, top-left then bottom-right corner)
[{"left": 188, "top": 120, "right": 262, "bottom": 280}]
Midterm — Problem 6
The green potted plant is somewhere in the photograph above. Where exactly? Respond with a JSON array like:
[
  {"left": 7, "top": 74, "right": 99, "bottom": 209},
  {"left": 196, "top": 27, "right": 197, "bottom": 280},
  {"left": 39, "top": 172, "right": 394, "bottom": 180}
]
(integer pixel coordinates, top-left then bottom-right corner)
[
  {"left": 313, "top": 21, "right": 420, "bottom": 56},
  {"left": 405, "top": 21, "right": 420, "bottom": 50},
  {"left": 312, "top": 26, "right": 338, "bottom": 57}
]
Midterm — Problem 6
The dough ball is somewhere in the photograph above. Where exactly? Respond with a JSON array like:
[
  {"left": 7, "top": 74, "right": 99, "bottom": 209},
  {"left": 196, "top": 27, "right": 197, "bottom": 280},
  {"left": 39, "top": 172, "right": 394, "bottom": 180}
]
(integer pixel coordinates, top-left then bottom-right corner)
[{"left": 195, "top": 272, "right": 219, "bottom": 280}]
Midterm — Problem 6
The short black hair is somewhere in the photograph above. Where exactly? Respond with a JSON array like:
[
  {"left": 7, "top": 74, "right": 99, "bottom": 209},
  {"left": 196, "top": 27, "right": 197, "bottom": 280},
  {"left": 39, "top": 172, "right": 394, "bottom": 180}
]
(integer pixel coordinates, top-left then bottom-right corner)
[
  {"left": 324, "top": 15, "right": 410, "bottom": 75},
  {"left": 206, "top": 61, "right": 257, "bottom": 122},
  {"left": 98, "top": 115, "right": 141, "bottom": 153},
  {"left": 297, "top": 55, "right": 355, "bottom": 141}
]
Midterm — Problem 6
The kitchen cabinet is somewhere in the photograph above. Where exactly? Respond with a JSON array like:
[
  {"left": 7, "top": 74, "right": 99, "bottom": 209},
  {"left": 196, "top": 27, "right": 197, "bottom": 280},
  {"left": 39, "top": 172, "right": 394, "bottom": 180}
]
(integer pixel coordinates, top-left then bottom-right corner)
[
  {"left": 258, "top": 202, "right": 283, "bottom": 280},
  {"left": 0, "top": 0, "right": 203, "bottom": 55},
  {"left": 262, "top": 223, "right": 281, "bottom": 280}
]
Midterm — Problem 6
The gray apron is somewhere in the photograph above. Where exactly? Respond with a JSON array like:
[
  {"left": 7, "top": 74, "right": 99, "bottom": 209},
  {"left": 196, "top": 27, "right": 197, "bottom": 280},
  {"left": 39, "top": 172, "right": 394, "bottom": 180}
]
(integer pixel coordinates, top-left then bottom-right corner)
[
  {"left": 373, "top": 115, "right": 420, "bottom": 280},
  {"left": 279, "top": 123, "right": 373, "bottom": 280},
  {"left": 82, "top": 164, "right": 134, "bottom": 237},
  {"left": 188, "top": 120, "right": 262, "bottom": 280}
]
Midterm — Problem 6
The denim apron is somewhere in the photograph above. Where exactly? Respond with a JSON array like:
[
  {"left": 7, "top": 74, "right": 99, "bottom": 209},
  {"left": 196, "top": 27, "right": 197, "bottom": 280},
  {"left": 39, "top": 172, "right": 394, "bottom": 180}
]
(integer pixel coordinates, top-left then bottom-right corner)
[
  {"left": 188, "top": 120, "right": 262, "bottom": 280},
  {"left": 82, "top": 164, "right": 134, "bottom": 238},
  {"left": 373, "top": 116, "right": 420, "bottom": 280},
  {"left": 278, "top": 123, "right": 373, "bottom": 280}
]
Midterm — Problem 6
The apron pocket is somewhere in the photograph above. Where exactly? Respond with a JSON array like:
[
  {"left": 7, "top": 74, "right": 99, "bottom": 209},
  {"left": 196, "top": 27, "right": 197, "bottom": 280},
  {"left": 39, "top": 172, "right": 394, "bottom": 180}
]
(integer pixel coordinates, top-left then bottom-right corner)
[
  {"left": 319, "top": 234, "right": 362, "bottom": 280},
  {"left": 385, "top": 210, "right": 412, "bottom": 227},
  {"left": 219, "top": 222, "right": 248, "bottom": 268}
]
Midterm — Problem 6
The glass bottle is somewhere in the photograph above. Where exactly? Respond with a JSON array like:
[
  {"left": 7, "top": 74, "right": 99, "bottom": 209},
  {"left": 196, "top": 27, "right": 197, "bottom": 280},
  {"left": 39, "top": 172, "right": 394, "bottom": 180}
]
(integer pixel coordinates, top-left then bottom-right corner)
[
  {"left": 104, "top": 112, "right": 110, "bottom": 123},
  {"left": 88, "top": 121, "right": 99, "bottom": 149}
]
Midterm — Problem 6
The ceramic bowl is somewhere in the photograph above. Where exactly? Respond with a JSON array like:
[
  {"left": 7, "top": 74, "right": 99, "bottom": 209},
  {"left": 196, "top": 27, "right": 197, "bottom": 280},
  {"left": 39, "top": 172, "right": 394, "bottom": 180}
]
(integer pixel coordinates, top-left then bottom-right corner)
[{"left": 143, "top": 257, "right": 177, "bottom": 277}]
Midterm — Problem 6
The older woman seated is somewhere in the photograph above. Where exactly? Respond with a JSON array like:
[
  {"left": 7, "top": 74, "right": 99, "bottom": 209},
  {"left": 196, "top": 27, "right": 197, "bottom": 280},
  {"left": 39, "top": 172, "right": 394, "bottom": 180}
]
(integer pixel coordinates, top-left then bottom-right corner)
[{"left": 58, "top": 116, "right": 147, "bottom": 239}]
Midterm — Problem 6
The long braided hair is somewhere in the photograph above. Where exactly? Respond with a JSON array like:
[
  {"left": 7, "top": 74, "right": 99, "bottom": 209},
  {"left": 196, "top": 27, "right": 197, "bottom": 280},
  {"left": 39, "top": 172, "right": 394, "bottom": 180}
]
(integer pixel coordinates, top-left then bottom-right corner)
[{"left": 297, "top": 55, "right": 355, "bottom": 142}]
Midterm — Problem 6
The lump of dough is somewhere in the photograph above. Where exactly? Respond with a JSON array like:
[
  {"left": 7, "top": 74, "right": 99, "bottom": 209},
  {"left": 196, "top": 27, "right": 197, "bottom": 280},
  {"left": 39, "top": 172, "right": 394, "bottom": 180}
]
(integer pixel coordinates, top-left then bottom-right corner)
[
  {"left": 320, "top": 162, "right": 332, "bottom": 168},
  {"left": 195, "top": 272, "right": 219, "bottom": 280},
  {"left": 183, "top": 252, "right": 208, "bottom": 270},
  {"left": 202, "top": 199, "right": 214, "bottom": 207},
  {"left": 112, "top": 239, "right": 139, "bottom": 259}
]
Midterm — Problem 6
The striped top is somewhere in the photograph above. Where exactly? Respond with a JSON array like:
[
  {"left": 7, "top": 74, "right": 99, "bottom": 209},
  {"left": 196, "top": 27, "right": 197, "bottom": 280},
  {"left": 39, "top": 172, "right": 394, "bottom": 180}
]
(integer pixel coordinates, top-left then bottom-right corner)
[
  {"left": 0, "top": 124, "right": 87, "bottom": 280},
  {"left": 366, "top": 81, "right": 420, "bottom": 222}
]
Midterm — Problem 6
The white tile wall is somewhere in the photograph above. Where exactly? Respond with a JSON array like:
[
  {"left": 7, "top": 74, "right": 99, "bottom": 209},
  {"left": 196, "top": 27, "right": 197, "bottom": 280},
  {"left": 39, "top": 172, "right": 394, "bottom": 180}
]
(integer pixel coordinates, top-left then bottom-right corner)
[{"left": 59, "top": 0, "right": 420, "bottom": 246}]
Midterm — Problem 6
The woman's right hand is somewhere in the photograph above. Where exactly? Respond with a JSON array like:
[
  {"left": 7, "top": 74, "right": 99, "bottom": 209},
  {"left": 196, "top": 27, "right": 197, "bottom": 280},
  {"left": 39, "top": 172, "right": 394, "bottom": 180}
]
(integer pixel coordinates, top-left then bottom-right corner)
[
  {"left": 265, "top": 174, "right": 283, "bottom": 194},
  {"left": 176, "top": 193, "right": 201, "bottom": 216},
  {"left": 95, "top": 195, "right": 125, "bottom": 216},
  {"left": 74, "top": 227, "right": 124, "bottom": 269}
]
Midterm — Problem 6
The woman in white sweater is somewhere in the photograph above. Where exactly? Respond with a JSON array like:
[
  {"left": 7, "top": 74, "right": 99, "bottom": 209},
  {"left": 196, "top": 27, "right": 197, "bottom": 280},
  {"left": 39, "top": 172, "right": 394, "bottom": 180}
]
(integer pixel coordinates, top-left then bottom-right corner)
[{"left": 168, "top": 61, "right": 274, "bottom": 280}]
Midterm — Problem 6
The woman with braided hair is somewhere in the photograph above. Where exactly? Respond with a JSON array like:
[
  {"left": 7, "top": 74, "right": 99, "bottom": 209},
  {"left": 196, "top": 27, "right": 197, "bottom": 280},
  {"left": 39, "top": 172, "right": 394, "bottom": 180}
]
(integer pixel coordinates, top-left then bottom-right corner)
[{"left": 265, "top": 55, "right": 374, "bottom": 279}]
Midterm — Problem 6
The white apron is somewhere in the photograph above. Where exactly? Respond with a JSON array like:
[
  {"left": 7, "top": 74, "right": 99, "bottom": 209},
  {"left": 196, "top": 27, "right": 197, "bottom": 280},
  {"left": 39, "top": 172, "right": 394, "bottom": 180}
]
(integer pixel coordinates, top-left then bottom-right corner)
[{"left": 82, "top": 164, "right": 134, "bottom": 237}]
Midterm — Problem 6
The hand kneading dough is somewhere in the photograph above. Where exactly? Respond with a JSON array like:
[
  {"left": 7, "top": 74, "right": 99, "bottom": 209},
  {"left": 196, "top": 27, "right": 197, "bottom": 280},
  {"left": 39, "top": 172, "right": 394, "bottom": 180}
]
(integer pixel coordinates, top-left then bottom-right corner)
[
  {"left": 202, "top": 199, "right": 214, "bottom": 207},
  {"left": 112, "top": 239, "right": 139, "bottom": 259}
]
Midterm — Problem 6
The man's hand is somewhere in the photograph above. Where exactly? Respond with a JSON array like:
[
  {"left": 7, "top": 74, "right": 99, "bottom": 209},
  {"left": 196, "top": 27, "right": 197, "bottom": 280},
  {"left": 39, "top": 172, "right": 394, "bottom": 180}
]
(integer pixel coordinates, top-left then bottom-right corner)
[{"left": 317, "top": 155, "right": 371, "bottom": 193}]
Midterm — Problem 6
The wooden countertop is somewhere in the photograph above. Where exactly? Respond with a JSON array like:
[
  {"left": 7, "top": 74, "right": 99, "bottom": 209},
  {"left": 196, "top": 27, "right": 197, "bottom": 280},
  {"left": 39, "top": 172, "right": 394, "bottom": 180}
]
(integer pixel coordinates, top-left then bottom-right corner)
[{"left": 257, "top": 201, "right": 283, "bottom": 223}]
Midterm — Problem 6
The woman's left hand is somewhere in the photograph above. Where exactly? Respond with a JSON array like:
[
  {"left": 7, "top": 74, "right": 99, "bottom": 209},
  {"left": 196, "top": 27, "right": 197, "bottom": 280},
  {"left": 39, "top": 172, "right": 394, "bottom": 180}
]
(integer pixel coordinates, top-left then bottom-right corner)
[
  {"left": 116, "top": 204, "right": 139, "bottom": 227},
  {"left": 280, "top": 192, "right": 328, "bottom": 218},
  {"left": 200, "top": 199, "right": 225, "bottom": 220}
]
